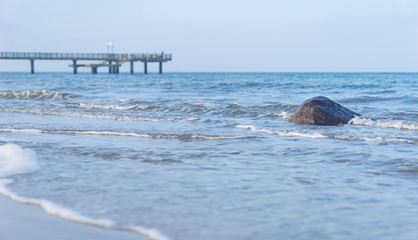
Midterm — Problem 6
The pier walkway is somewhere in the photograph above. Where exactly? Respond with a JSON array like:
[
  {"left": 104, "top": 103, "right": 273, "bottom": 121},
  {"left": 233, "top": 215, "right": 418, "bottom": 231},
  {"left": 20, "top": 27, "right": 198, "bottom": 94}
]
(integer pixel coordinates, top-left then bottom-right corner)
[{"left": 0, "top": 52, "right": 172, "bottom": 74}]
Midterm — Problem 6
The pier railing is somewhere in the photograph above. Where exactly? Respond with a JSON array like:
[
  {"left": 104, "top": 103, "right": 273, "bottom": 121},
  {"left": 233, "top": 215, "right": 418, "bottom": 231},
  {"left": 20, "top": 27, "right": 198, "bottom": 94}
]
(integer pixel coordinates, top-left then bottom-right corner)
[
  {"left": 0, "top": 52, "right": 172, "bottom": 62},
  {"left": 0, "top": 51, "right": 172, "bottom": 74}
]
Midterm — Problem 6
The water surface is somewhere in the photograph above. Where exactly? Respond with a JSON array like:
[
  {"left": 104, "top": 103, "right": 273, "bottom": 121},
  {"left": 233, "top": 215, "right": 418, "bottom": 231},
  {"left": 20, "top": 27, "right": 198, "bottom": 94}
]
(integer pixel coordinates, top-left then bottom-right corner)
[{"left": 0, "top": 72, "right": 417, "bottom": 240}]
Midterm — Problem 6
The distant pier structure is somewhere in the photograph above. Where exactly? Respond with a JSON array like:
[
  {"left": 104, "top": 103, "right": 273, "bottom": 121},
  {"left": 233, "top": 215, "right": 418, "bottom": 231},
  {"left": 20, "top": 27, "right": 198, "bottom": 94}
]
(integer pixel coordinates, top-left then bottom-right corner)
[{"left": 0, "top": 52, "right": 172, "bottom": 74}]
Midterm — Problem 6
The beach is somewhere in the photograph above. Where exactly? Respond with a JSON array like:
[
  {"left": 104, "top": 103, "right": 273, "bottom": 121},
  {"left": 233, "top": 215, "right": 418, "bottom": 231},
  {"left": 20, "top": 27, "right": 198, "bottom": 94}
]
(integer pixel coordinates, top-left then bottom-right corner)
[{"left": 0, "top": 194, "right": 146, "bottom": 240}]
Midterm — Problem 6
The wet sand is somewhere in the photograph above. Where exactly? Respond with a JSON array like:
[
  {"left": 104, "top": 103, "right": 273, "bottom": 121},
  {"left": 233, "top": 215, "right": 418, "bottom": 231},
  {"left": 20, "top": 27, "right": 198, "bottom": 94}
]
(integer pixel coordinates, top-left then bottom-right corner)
[{"left": 0, "top": 195, "right": 147, "bottom": 240}]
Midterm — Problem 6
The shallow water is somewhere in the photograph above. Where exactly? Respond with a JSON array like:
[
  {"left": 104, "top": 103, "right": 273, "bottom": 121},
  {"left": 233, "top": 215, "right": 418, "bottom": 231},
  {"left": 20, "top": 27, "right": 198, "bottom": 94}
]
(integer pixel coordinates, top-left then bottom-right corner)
[{"left": 0, "top": 72, "right": 417, "bottom": 240}]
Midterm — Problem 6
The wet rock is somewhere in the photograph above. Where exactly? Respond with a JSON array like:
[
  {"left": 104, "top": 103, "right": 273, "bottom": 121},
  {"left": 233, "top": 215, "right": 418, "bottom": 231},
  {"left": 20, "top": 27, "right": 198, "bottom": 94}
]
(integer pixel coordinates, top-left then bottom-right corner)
[{"left": 288, "top": 96, "right": 360, "bottom": 126}]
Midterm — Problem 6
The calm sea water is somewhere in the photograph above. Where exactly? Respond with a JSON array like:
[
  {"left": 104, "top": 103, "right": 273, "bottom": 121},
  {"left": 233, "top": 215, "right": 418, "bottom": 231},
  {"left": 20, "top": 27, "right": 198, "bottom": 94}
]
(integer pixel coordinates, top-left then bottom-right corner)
[{"left": 0, "top": 72, "right": 417, "bottom": 240}]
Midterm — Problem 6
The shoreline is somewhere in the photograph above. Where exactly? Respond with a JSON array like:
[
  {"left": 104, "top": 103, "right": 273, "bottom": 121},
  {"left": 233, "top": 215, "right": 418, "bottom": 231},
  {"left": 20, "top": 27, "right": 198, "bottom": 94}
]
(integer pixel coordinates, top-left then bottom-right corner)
[{"left": 0, "top": 194, "right": 147, "bottom": 240}]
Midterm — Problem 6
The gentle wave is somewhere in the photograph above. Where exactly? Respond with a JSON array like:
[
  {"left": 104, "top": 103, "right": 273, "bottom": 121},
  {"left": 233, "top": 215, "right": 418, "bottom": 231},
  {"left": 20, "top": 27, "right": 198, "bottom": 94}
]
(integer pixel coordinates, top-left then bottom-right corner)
[
  {"left": 187, "top": 118, "right": 199, "bottom": 121},
  {"left": 74, "top": 101, "right": 298, "bottom": 117},
  {"left": 348, "top": 116, "right": 418, "bottom": 131},
  {"left": 117, "top": 98, "right": 138, "bottom": 103},
  {"left": 257, "top": 103, "right": 298, "bottom": 110},
  {"left": 237, "top": 125, "right": 417, "bottom": 144},
  {"left": 0, "top": 129, "right": 255, "bottom": 141},
  {"left": 226, "top": 102, "right": 245, "bottom": 109},
  {"left": 237, "top": 125, "right": 327, "bottom": 139},
  {"left": 340, "top": 96, "right": 403, "bottom": 104},
  {"left": 257, "top": 111, "right": 291, "bottom": 119},
  {"left": 0, "top": 108, "right": 172, "bottom": 122},
  {"left": 78, "top": 102, "right": 161, "bottom": 111},
  {"left": 391, "top": 112, "right": 418, "bottom": 119},
  {"left": 0, "top": 179, "right": 169, "bottom": 240},
  {"left": 334, "top": 135, "right": 417, "bottom": 144},
  {"left": 227, "top": 103, "right": 298, "bottom": 111},
  {"left": 0, "top": 90, "right": 75, "bottom": 100}
]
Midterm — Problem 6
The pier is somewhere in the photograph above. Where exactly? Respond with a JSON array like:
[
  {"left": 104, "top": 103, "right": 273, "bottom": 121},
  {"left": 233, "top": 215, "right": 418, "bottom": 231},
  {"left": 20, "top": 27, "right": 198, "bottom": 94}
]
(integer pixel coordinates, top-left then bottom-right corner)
[{"left": 0, "top": 52, "right": 172, "bottom": 74}]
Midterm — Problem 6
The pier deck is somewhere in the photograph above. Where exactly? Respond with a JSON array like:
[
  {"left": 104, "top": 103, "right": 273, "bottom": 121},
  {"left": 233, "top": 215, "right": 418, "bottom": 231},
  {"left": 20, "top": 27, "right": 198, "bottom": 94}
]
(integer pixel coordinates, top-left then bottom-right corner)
[{"left": 0, "top": 52, "right": 172, "bottom": 74}]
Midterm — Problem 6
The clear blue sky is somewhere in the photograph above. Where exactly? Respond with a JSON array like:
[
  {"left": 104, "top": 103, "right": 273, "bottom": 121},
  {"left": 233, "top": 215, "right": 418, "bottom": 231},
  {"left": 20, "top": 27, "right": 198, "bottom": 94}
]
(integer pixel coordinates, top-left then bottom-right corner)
[{"left": 1, "top": 0, "right": 418, "bottom": 72}]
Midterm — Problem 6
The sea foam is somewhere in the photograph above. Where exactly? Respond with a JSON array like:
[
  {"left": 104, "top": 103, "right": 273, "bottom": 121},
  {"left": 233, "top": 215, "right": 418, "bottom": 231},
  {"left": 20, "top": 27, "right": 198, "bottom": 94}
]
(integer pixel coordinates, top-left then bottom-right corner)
[
  {"left": 236, "top": 126, "right": 417, "bottom": 144},
  {"left": 237, "top": 125, "right": 327, "bottom": 139},
  {"left": 334, "top": 136, "right": 417, "bottom": 144},
  {"left": 0, "top": 144, "right": 39, "bottom": 177},
  {"left": 257, "top": 111, "right": 290, "bottom": 119},
  {"left": 0, "top": 107, "right": 172, "bottom": 122},
  {"left": 0, "top": 179, "right": 169, "bottom": 240},
  {"left": 78, "top": 102, "right": 158, "bottom": 111},
  {"left": 0, "top": 128, "right": 253, "bottom": 142},
  {"left": 349, "top": 116, "right": 418, "bottom": 131},
  {"left": 0, "top": 90, "right": 74, "bottom": 100},
  {"left": 0, "top": 180, "right": 114, "bottom": 228}
]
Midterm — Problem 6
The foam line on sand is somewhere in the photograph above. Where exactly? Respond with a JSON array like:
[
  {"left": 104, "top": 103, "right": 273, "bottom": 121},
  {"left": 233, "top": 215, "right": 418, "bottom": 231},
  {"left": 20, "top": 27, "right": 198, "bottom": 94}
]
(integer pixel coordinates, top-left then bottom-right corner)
[{"left": 0, "top": 194, "right": 147, "bottom": 240}]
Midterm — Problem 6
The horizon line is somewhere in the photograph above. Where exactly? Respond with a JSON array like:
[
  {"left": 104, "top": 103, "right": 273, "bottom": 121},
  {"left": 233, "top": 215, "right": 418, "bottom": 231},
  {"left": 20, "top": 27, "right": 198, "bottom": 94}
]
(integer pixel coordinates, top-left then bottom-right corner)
[{"left": 0, "top": 71, "right": 417, "bottom": 74}]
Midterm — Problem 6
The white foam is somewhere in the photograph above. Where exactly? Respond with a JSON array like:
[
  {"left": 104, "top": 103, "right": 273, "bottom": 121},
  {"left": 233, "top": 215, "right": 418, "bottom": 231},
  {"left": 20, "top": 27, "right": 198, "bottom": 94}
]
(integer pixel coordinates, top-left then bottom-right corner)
[
  {"left": 0, "top": 128, "right": 153, "bottom": 138},
  {"left": 334, "top": 135, "right": 417, "bottom": 144},
  {"left": 0, "top": 144, "right": 40, "bottom": 177},
  {"left": 281, "top": 112, "right": 291, "bottom": 119},
  {"left": 0, "top": 90, "right": 74, "bottom": 100},
  {"left": 77, "top": 132, "right": 252, "bottom": 141},
  {"left": 117, "top": 98, "right": 137, "bottom": 103},
  {"left": 0, "top": 129, "right": 42, "bottom": 134},
  {"left": 0, "top": 180, "right": 169, "bottom": 240},
  {"left": 79, "top": 102, "right": 132, "bottom": 110},
  {"left": 237, "top": 126, "right": 416, "bottom": 144},
  {"left": 349, "top": 116, "right": 418, "bottom": 131},
  {"left": 257, "top": 111, "right": 290, "bottom": 119},
  {"left": 194, "top": 102, "right": 216, "bottom": 108},
  {"left": 0, "top": 107, "right": 172, "bottom": 122},
  {"left": 259, "top": 104, "right": 276, "bottom": 108},
  {"left": 0, "top": 181, "right": 114, "bottom": 227},
  {"left": 237, "top": 125, "right": 327, "bottom": 139},
  {"left": 54, "top": 130, "right": 153, "bottom": 138},
  {"left": 237, "top": 125, "right": 274, "bottom": 134},
  {"left": 127, "top": 226, "right": 170, "bottom": 240},
  {"left": 227, "top": 102, "right": 244, "bottom": 108},
  {"left": 79, "top": 102, "right": 154, "bottom": 111},
  {"left": 277, "top": 131, "right": 327, "bottom": 139},
  {"left": 1, "top": 128, "right": 251, "bottom": 142},
  {"left": 187, "top": 118, "right": 199, "bottom": 121},
  {"left": 190, "top": 135, "right": 254, "bottom": 141}
]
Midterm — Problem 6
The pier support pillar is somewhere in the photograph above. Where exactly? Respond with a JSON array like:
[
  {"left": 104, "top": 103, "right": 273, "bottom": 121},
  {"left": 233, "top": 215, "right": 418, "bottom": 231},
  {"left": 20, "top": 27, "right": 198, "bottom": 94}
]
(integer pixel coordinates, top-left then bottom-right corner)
[
  {"left": 91, "top": 67, "right": 97, "bottom": 74},
  {"left": 130, "top": 61, "right": 134, "bottom": 74},
  {"left": 159, "top": 62, "right": 163, "bottom": 74},
  {"left": 30, "top": 59, "right": 34, "bottom": 74},
  {"left": 73, "top": 60, "right": 77, "bottom": 74},
  {"left": 109, "top": 61, "right": 112, "bottom": 74},
  {"left": 144, "top": 61, "right": 148, "bottom": 74},
  {"left": 115, "top": 62, "right": 119, "bottom": 74}
]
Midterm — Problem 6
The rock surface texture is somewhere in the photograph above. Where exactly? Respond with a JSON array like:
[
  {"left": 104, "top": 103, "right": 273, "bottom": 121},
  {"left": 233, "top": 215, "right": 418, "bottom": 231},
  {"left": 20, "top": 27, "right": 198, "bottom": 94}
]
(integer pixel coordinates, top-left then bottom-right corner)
[{"left": 288, "top": 96, "right": 360, "bottom": 126}]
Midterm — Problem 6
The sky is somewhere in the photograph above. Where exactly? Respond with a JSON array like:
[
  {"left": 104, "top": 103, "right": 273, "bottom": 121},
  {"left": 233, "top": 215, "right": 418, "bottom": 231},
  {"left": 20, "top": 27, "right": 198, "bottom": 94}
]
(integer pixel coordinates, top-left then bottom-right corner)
[{"left": 1, "top": 0, "right": 418, "bottom": 72}]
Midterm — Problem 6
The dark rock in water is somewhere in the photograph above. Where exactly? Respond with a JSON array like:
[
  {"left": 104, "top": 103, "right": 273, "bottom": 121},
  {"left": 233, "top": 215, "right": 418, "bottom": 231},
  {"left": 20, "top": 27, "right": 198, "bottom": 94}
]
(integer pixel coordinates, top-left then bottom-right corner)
[{"left": 288, "top": 96, "right": 360, "bottom": 126}]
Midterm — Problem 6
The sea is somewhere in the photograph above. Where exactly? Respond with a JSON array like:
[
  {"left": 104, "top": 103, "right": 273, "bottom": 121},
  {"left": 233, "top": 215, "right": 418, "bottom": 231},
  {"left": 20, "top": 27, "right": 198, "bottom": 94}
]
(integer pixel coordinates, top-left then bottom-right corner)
[{"left": 0, "top": 72, "right": 417, "bottom": 240}]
